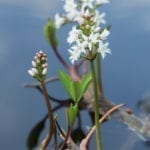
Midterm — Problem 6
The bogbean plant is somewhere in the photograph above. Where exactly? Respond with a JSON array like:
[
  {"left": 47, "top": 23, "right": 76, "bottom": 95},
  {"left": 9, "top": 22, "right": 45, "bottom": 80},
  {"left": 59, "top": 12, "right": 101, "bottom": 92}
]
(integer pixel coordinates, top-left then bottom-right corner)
[{"left": 27, "top": 0, "right": 111, "bottom": 149}]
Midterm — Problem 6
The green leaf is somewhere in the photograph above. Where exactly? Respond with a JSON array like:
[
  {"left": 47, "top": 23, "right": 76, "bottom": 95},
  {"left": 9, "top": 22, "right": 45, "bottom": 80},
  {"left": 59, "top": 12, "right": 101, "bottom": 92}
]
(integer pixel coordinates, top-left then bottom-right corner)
[
  {"left": 69, "top": 74, "right": 92, "bottom": 102},
  {"left": 69, "top": 82, "right": 80, "bottom": 102},
  {"left": 26, "top": 115, "right": 47, "bottom": 150},
  {"left": 67, "top": 104, "right": 78, "bottom": 128},
  {"left": 58, "top": 70, "right": 73, "bottom": 99},
  {"left": 44, "top": 19, "right": 58, "bottom": 49},
  {"left": 76, "top": 73, "right": 92, "bottom": 102},
  {"left": 69, "top": 82, "right": 76, "bottom": 101},
  {"left": 58, "top": 71, "right": 92, "bottom": 102}
]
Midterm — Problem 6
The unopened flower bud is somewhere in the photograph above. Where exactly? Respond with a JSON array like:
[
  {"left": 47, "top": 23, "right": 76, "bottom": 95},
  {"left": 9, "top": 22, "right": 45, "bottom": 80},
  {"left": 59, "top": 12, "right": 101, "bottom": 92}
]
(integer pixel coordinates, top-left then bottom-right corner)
[
  {"left": 36, "top": 59, "right": 40, "bottom": 64},
  {"left": 28, "top": 68, "right": 38, "bottom": 77},
  {"left": 85, "top": 24, "right": 90, "bottom": 30},
  {"left": 28, "top": 70, "right": 34, "bottom": 77},
  {"left": 41, "top": 56, "right": 46, "bottom": 61},
  {"left": 42, "top": 63, "right": 48, "bottom": 68},
  {"left": 32, "top": 61, "right": 36, "bottom": 67},
  {"left": 39, "top": 50, "right": 43, "bottom": 54},
  {"left": 42, "top": 68, "right": 47, "bottom": 75},
  {"left": 37, "top": 53, "right": 42, "bottom": 58}
]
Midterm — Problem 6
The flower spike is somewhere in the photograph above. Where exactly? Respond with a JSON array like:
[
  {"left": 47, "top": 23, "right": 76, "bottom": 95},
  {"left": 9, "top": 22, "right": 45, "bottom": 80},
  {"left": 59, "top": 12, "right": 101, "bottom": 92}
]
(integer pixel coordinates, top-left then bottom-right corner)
[{"left": 28, "top": 51, "right": 48, "bottom": 82}]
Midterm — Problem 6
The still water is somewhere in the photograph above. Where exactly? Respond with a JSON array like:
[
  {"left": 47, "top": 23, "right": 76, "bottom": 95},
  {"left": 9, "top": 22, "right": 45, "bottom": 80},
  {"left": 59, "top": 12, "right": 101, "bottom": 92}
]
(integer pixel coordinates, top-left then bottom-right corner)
[{"left": 0, "top": 0, "right": 150, "bottom": 149}]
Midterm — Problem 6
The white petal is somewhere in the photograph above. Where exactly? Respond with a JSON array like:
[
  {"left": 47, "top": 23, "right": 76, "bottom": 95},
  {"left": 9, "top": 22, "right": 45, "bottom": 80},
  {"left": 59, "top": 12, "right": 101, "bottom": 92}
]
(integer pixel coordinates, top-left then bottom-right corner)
[
  {"left": 55, "top": 13, "right": 65, "bottom": 29},
  {"left": 68, "top": 46, "right": 81, "bottom": 64},
  {"left": 67, "top": 26, "right": 82, "bottom": 44},
  {"left": 98, "top": 41, "right": 111, "bottom": 58},
  {"left": 100, "top": 28, "right": 110, "bottom": 40},
  {"left": 96, "top": 0, "right": 109, "bottom": 5}
]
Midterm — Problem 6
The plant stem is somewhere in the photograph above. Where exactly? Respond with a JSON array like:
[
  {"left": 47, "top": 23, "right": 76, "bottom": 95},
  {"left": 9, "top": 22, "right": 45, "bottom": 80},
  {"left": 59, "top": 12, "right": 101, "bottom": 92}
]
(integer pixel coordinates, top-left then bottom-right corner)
[
  {"left": 53, "top": 47, "right": 70, "bottom": 70},
  {"left": 40, "top": 83, "right": 54, "bottom": 150},
  {"left": 96, "top": 54, "right": 103, "bottom": 97},
  {"left": 89, "top": 59, "right": 102, "bottom": 150}
]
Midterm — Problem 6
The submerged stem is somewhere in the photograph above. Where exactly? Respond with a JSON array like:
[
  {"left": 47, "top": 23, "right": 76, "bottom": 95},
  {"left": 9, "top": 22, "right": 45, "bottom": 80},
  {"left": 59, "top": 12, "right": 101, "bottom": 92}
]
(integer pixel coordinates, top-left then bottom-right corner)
[{"left": 89, "top": 59, "right": 103, "bottom": 150}]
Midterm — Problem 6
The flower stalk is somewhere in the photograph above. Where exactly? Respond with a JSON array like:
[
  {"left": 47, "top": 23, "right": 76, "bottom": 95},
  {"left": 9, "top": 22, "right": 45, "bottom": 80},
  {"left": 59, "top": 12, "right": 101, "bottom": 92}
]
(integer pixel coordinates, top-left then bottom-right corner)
[
  {"left": 28, "top": 51, "right": 55, "bottom": 149},
  {"left": 89, "top": 58, "right": 103, "bottom": 150},
  {"left": 96, "top": 54, "right": 103, "bottom": 97},
  {"left": 40, "top": 83, "right": 55, "bottom": 150}
]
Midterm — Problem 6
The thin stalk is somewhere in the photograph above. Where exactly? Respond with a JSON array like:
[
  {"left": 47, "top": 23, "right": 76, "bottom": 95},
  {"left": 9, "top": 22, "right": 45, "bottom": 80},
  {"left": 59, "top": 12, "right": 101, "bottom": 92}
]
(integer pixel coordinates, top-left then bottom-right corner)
[
  {"left": 53, "top": 47, "right": 70, "bottom": 70},
  {"left": 40, "top": 83, "right": 55, "bottom": 150},
  {"left": 89, "top": 60, "right": 102, "bottom": 150},
  {"left": 96, "top": 54, "right": 103, "bottom": 97},
  {"left": 60, "top": 127, "right": 71, "bottom": 149}
]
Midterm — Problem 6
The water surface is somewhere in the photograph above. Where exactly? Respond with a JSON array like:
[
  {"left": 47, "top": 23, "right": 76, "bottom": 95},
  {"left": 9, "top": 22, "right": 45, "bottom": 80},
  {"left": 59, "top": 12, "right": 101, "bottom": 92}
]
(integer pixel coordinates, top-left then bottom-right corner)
[{"left": 0, "top": 1, "right": 150, "bottom": 149}]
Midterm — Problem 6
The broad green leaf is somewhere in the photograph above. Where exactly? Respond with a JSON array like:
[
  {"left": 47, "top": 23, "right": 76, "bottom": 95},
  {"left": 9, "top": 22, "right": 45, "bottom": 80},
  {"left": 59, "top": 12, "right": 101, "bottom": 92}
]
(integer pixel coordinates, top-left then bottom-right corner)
[
  {"left": 58, "top": 71, "right": 92, "bottom": 103},
  {"left": 69, "top": 82, "right": 76, "bottom": 101},
  {"left": 69, "top": 82, "right": 81, "bottom": 102},
  {"left": 44, "top": 19, "right": 58, "bottom": 49},
  {"left": 77, "top": 73, "right": 92, "bottom": 102},
  {"left": 58, "top": 71, "right": 73, "bottom": 99},
  {"left": 73, "top": 82, "right": 82, "bottom": 102},
  {"left": 68, "top": 74, "right": 92, "bottom": 102},
  {"left": 67, "top": 104, "right": 78, "bottom": 128}
]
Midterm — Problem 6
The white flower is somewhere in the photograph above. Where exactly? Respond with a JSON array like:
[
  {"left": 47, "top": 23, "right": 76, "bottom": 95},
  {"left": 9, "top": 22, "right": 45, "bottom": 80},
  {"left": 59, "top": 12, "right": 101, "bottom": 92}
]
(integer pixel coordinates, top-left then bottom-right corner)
[
  {"left": 64, "top": 0, "right": 77, "bottom": 13},
  {"left": 96, "top": 0, "right": 109, "bottom": 5},
  {"left": 69, "top": 46, "right": 81, "bottom": 64},
  {"left": 75, "top": 15, "right": 85, "bottom": 25},
  {"left": 98, "top": 41, "right": 111, "bottom": 58},
  {"left": 55, "top": 13, "right": 66, "bottom": 29},
  {"left": 57, "top": 0, "right": 111, "bottom": 63},
  {"left": 94, "top": 11, "right": 106, "bottom": 25},
  {"left": 67, "top": 26, "right": 82, "bottom": 44},
  {"left": 83, "top": 8, "right": 92, "bottom": 18},
  {"left": 66, "top": 9, "right": 79, "bottom": 21},
  {"left": 63, "top": 0, "right": 80, "bottom": 21},
  {"left": 82, "top": 40, "right": 92, "bottom": 51},
  {"left": 92, "top": 26, "right": 100, "bottom": 33},
  {"left": 100, "top": 28, "right": 110, "bottom": 40},
  {"left": 81, "top": 32, "right": 100, "bottom": 51},
  {"left": 69, "top": 42, "right": 86, "bottom": 63},
  {"left": 81, "top": 0, "right": 95, "bottom": 9},
  {"left": 89, "top": 32, "right": 100, "bottom": 44}
]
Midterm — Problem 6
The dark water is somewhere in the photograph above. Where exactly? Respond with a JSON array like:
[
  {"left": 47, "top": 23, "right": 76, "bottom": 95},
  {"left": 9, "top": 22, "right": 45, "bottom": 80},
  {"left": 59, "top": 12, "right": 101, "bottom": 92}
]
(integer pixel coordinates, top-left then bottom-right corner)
[{"left": 0, "top": 1, "right": 150, "bottom": 149}]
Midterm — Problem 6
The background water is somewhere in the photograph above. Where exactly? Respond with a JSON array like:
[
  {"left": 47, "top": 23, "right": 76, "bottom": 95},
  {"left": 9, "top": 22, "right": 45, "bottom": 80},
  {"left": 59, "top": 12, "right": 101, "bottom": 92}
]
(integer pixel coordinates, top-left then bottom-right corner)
[{"left": 0, "top": 0, "right": 150, "bottom": 149}]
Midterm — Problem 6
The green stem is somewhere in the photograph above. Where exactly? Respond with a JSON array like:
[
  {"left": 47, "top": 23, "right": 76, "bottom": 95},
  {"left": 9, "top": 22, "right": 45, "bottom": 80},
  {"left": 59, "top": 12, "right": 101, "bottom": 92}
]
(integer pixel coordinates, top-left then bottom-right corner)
[
  {"left": 96, "top": 54, "right": 103, "bottom": 97},
  {"left": 41, "top": 83, "right": 54, "bottom": 150},
  {"left": 89, "top": 59, "right": 103, "bottom": 150}
]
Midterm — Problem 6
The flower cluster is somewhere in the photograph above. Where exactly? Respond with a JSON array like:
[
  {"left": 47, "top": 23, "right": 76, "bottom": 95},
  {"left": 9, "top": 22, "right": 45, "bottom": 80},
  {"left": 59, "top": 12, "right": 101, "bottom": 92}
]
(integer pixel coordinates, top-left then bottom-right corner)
[
  {"left": 28, "top": 51, "right": 48, "bottom": 82},
  {"left": 55, "top": 0, "right": 111, "bottom": 64}
]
